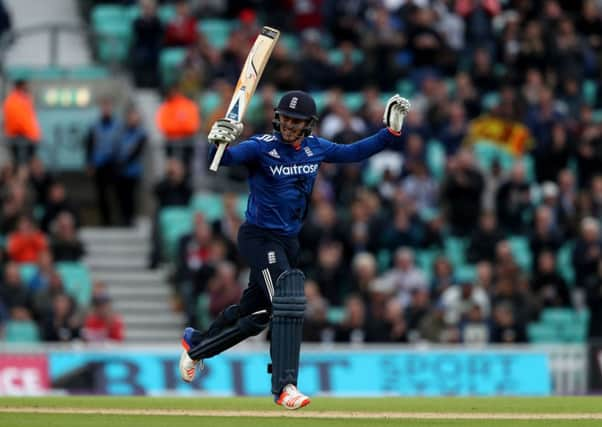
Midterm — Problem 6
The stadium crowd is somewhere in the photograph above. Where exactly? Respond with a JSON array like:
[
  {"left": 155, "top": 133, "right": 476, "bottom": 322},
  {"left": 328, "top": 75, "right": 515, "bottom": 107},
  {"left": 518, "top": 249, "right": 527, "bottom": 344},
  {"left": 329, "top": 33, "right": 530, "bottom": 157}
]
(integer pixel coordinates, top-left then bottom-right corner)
[
  {"left": 2, "top": 0, "right": 602, "bottom": 345},
  {"left": 136, "top": 0, "right": 602, "bottom": 344}
]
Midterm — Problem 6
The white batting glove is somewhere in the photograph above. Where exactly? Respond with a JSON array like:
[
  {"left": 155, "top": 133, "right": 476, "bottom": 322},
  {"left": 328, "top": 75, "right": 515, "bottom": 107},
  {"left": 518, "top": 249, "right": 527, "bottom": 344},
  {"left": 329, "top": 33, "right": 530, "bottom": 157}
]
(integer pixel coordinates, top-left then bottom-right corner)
[
  {"left": 383, "top": 95, "right": 411, "bottom": 133},
  {"left": 208, "top": 118, "right": 243, "bottom": 145}
]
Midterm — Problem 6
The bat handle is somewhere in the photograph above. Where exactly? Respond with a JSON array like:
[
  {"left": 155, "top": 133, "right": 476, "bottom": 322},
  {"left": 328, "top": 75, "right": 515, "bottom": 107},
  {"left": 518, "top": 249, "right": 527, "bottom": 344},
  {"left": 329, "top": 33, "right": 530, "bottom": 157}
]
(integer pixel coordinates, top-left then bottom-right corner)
[{"left": 209, "top": 142, "right": 228, "bottom": 172}]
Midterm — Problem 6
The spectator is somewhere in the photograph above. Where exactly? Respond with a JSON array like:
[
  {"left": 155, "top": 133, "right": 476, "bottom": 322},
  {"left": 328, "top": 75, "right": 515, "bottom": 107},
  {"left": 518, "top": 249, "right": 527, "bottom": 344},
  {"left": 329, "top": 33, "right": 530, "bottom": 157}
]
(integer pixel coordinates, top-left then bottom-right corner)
[
  {"left": 534, "top": 123, "right": 570, "bottom": 183},
  {"left": 40, "top": 182, "right": 79, "bottom": 233},
  {"left": 440, "top": 280, "right": 490, "bottom": 326},
  {"left": 0, "top": 0, "right": 12, "bottom": 38},
  {"left": 461, "top": 304, "right": 490, "bottom": 344},
  {"left": 302, "top": 279, "right": 334, "bottom": 342},
  {"left": 2, "top": 79, "right": 42, "bottom": 165},
  {"left": 441, "top": 149, "right": 485, "bottom": 236},
  {"left": 335, "top": 294, "right": 367, "bottom": 343},
  {"left": 130, "top": 0, "right": 163, "bottom": 88},
  {"left": 155, "top": 85, "right": 200, "bottom": 174},
  {"left": 164, "top": 0, "right": 197, "bottom": 47},
  {"left": 529, "top": 205, "right": 562, "bottom": 266},
  {"left": 6, "top": 215, "right": 48, "bottom": 263},
  {"left": 307, "top": 239, "right": 351, "bottom": 306},
  {"left": 28, "top": 156, "right": 54, "bottom": 206},
  {"left": 206, "top": 261, "right": 242, "bottom": 319},
  {"left": 50, "top": 212, "right": 85, "bottom": 262},
  {"left": 430, "top": 255, "right": 455, "bottom": 297},
  {"left": 438, "top": 101, "right": 468, "bottom": 156},
  {"left": 466, "top": 211, "right": 504, "bottom": 264},
  {"left": 585, "top": 258, "right": 602, "bottom": 339},
  {"left": 115, "top": 106, "right": 146, "bottom": 226},
  {"left": 31, "top": 270, "right": 65, "bottom": 319},
  {"left": 0, "top": 262, "right": 30, "bottom": 311},
  {"left": 489, "top": 303, "right": 527, "bottom": 343},
  {"left": 83, "top": 293, "right": 125, "bottom": 342},
  {"left": 401, "top": 162, "right": 439, "bottom": 213},
  {"left": 27, "top": 250, "right": 55, "bottom": 292},
  {"left": 531, "top": 250, "right": 570, "bottom": 309},
  {"left": 382, "top": 247, "right": 428, "bottom": 308},
  {"left": 404, "top": 288, "right": 431, "bottom": 339},
  {"left": 572, "top": 217, "right": 602, "bottom": 288},
  {"left": 40, "top": 293, "right": 81, "bottom": 342},
  {"left": 495, "top": 161, "right": 531, "bottom": 234},
  {"left": 85, "top": 98, "right": 121, "bottom": 226}
]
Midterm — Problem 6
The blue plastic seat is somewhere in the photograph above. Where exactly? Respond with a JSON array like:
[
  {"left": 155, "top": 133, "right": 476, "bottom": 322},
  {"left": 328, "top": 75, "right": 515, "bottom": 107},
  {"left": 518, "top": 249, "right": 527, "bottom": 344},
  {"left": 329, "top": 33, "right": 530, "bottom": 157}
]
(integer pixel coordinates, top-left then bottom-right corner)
[
  {"left": 159, "top": 207, "right": 193, "bottom": 260},
  {"left": 56, "top": 262, "right": 92, "bottom": 308},
  {"left": 5, "top": 320, "right": 41, "bottom": 342},
  {"left": 191, "top": 193, "right": 224, "bottom": 222}
]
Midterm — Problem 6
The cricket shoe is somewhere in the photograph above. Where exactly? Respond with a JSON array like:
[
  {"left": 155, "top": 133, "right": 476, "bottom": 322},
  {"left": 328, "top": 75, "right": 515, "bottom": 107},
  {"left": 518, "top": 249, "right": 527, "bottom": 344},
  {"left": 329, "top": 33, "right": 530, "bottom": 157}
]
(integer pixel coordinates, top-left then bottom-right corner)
[
  {"left": 275, "top": 384, "right": 311, "bottom": 410},
  {"left": 179, "top": 327, "right": 203, "bottom": 383}
]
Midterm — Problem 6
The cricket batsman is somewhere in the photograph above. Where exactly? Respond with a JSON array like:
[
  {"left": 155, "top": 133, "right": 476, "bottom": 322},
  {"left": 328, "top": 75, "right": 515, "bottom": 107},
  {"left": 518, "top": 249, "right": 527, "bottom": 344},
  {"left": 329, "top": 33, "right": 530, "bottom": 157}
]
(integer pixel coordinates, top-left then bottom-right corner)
[{"left": 178, "top": 90, "right": 410, "bottom": 409}]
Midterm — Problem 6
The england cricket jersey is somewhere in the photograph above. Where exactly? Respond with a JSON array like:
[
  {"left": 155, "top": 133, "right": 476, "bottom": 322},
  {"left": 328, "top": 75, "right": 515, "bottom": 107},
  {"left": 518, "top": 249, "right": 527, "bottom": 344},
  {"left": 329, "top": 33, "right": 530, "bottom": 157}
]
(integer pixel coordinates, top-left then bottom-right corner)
[{"left": 209, "top": 128, "right": 402, "bottom": 235}]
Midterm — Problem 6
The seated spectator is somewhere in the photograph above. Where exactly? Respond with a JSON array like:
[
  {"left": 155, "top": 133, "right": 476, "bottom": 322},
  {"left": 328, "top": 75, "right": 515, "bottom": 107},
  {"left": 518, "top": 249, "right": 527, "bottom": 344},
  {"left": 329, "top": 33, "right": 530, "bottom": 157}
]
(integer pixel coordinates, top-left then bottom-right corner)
[
  {"left": 31, "top": 270, "right": 65, "bottom": 319},
  {"left": 438, "top": 101, "right": 468, "bottom": 156},
  {"left": 0, "top": 262, "right": 30, "bottom": 311},
  {"left": 572, "top": 217, "right": 602, "bottom": 288},
  {"left": 40, "top": 182, "right": 79, "bottom": 233},
  {"left": 131, "top": 0, "right": 163, "bottom": 88},
  {"left": 307, "top": 239, "right": 351, "bottom": 306},
  {"left": 489, "top": 303, "right": 527, "bottom": 343},
  {"left": 50, "top": 212, "right": 85, "bottom": 262},
  {"left": 83, "top": 293, "right": 125, "bottom": 342},
  {"left": 440, "top": 280, "right": 490, "bottom": 325},
  {"left": 381, "top": 247, "right": 428, "bottom": 308},
  {"left": 495, "top": 161, "right": 531, "bottom": 234},
  {"left": 585, "top": 259, "right": 602, "bottom": 339},
  {"left": 460, "top": 304, "right": 490, "bottom": 344},
  {"left": 402, "top": 162, "right": 439, "bottom": 213},
  {"left": 430, "top": 255, "right": 455, "bottom": 297},
  {"left": 27, "top": 250, "right": 55, "bottom": 292},
  {"left": 529, "top": 205, "right": 562, "bottom": 266},
  {"left": 7, "top": 215, "right": 48, "bottom": 263},
  {"left": 206, "top": 261, "right": 242, "bottom": 319},
  {"left": 28, "top": 156, "right": 54, "bottom": 206},
  {"left": 164, "top": 0, "right": 198, "bottom": 47},
  {"left": 381, "top": 298, "right": 409, "bottom": 343},
  {"left": 466, "top": 211, "right": 504, "bottom": 264},
  {"left": 40, "top": 293, "right": 81, "bottom": 342},
  {"left": 1, "top": 180, "right": 32, "bottom": 235},
  {"left": 335, "top": 294, "right": 367, "bottom": 343},
  {"left": 303, "top": 279, "right": 335, "bottom": 343},
  {"left": 378, "top": 206, "right": 421, "bottom": 252},
  {"left": 531, "top": 250, "right": 570, "bottom": 309}
]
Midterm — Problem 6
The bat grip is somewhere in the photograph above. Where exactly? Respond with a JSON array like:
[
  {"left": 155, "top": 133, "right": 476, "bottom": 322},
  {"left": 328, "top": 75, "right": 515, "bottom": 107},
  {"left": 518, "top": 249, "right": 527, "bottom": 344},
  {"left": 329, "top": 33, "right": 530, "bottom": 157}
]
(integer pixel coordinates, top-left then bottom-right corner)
[{"left": 209, "top": 143, "right": 228, "bottom": 172}]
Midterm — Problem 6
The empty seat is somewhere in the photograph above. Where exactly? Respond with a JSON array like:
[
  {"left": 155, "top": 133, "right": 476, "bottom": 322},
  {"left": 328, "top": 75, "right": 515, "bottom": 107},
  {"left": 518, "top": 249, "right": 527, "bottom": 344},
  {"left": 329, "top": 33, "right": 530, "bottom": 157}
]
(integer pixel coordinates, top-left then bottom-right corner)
[
  {"left": 426, "top": 139, "right": 445, "bottom": 181},
  {"left": 56, "top": 262, "right": 92, "bottom": 308},
  {"left": 159, "top": 207, "right": 192, "bottom": 260},
  {"left": 160, "top": 47, "right": 187, "bottom": 86},
  {"left": 191, "top": 193, "right": 224, "bottom": 222},
  {"left": 198, "top": 19, "right": 234, "bottom": 49},
  {"left": 527, "top": 322, "right": 561, "bottom": 343},
  {"left": 200, "top": 91, "right": 222, "bottom": 117},
  {"left": 4, "top": 320, "right": 40, "bottom": 342}
]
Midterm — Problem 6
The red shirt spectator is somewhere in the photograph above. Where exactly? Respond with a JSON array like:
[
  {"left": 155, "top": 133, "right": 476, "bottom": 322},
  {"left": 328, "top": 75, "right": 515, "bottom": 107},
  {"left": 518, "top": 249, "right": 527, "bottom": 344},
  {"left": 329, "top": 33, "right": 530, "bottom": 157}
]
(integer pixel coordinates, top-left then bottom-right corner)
[
  {"left": 83, "top": 295, "right": 125, "bottom": 342},
  {"left": 7, "top": 215, "right": 48, "bottom": 263},
  {"left": 164, "top": 0, "right": 198, "bottom": 47}
]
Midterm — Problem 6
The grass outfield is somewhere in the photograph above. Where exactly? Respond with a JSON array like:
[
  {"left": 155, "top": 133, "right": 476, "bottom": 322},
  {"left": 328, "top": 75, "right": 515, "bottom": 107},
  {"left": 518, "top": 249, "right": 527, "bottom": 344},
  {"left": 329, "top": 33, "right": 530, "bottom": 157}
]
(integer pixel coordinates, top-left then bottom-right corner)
[{"left": 1, "top": 396, "right": 602, "bottom": 427}]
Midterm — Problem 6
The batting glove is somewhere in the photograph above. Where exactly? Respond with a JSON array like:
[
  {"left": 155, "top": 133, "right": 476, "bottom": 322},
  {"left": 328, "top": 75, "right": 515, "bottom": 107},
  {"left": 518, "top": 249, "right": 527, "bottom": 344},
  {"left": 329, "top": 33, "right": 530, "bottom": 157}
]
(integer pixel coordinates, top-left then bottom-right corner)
[
  {"left": 208, "top": 118, "right": 244, "bottom": 144},
  {"left": 383, "top": 95, "right": 411, "bottom": 134}
]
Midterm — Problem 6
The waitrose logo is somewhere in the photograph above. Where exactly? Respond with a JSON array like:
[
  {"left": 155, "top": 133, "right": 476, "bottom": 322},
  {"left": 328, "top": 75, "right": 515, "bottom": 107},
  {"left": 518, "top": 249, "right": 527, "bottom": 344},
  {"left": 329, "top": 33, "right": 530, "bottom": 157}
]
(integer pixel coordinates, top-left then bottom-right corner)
[{"left": 269, "top": 164, "right": 319, "bottom": 176}]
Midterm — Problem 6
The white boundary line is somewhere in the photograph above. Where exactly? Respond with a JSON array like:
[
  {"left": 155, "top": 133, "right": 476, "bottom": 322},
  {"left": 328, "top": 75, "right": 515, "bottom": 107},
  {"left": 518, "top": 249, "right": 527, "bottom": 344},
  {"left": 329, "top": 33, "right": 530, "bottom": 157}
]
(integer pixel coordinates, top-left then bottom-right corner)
[{"left": 1, "top": 407, "right": 602, "bottom": 420}]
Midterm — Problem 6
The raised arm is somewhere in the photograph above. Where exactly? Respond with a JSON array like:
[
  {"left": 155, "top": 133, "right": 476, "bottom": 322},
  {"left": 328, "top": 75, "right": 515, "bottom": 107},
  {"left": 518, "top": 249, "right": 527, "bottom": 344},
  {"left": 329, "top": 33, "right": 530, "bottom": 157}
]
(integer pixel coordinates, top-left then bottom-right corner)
[
  {"left": 323, "top": 95, "right": 411, "bottom": 163},
  {"left": 208, "top": 139, "right": 259, "bottom": 166}
]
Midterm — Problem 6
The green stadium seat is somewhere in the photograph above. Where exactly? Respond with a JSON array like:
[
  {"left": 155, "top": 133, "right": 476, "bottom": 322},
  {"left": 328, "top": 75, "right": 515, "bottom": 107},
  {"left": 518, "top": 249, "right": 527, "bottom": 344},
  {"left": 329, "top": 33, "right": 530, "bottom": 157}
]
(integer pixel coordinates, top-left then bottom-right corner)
[
  {"left": 158, "top": 4, "right": 176, "bottom": 23},
  {"left": 557, "top": 242, "right": 575, "bottom": 286},
  {"left": 328, "top": 48, "right": 364, "bottom": 66},
  {"left": 508, "top": 235, "right": 531, "bottom": 272},
  {"left": 415, "top": 249, "right": 440, "bottom": 282},
  {"left": 426, "top": 139, "right": 446, "bottom": 181},
  {"left": 583, "top": 80, "right": 597, "bottom": 106},
  {"left": 159, "top": 207, "right": 193, "bottom": 260},
  {"left": 527, "top": 322, "right": 561, "bottom": 343},
  {"left": 455, "top": 264, "right": 476, "bottom": 284},
  {"left": 309, "top": 91, "right": 327, "bottom": 113},
  {"left": 6, "top": 66, "right": 66, "bottom": 81},
  {"left": 279, "top": 33, "right": 300, "bottom": 53},
  {"left": 481, "top": 92, "right": 499, "bottom": 110},
  {"left": 396, "top": 79, "right": 415, "bottom": 99},
  {"left": 541, "top": 308, "right": 590, "bottom": 343},
  {"left": 327, "top": 306, "right": 345, "bottom": 324},
  {"left": 91, "top": 5, "right": 126, "bottom": 28},
  {"left": 343, "top": 92, "right": 363, "bottom": 112},
  {"left": 4, "top": 320, "right": 40, "bottom": 342},
  {"left": 19, "top": 263, "right": 38, "bottom": 285},
  {"left": 376, "top": 249, "right": 391, "bottom": 273},
  {"left": 473, "top": 141, "right": 514, "bottom": 172},
  {"left": 196, "top": 293, "right": 211, "bottom": 330},
  {"left": 200, "top": 91, "right": 221, "bottom": 116},
  {"left": 56, "top": 262, "right": 92, "bottom": 308},
  {"left": 236, "top": 194, "right": 248, "bottom": 219},
  {"left": 191, "top": 193, "right": 224, "bottom": 222},
  {"left": 444, "top": 237, "right": 468, "bottom": 269},
  {"left": 198, "top": 19, "right": 234, "bottom": 49},
  {"left": 160, "top": 47, "right": 187, "bottom": 86},
  {"left": 67, "top": 66, "right": 110, "bottom": 80}
]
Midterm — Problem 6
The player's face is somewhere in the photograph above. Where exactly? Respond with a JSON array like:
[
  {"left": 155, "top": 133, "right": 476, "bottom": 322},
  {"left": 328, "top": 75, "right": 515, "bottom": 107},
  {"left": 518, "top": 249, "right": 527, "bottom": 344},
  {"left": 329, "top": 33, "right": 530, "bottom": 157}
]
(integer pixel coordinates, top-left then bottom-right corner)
[{"left": 280, "top": 115, "right": 307, "bottom": 144}]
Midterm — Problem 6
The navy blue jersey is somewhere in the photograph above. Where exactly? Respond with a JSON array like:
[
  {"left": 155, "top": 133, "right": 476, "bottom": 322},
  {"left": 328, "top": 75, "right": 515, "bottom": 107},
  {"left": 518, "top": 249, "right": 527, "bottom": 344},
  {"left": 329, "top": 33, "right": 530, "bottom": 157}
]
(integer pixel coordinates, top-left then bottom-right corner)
[{"left": 210, "top": 128, "right": 402, "bottom": 235}]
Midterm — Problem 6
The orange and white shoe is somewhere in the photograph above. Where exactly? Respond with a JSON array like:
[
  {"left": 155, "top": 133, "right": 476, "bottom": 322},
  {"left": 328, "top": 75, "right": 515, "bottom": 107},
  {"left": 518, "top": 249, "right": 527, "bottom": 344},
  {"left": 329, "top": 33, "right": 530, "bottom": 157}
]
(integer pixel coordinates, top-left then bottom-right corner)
[
  {"left": 179, "top": 327, "right": 203, "bottom": 383},
  {"left": 275, "top": 384, "right": 311, "bottom": 410}
]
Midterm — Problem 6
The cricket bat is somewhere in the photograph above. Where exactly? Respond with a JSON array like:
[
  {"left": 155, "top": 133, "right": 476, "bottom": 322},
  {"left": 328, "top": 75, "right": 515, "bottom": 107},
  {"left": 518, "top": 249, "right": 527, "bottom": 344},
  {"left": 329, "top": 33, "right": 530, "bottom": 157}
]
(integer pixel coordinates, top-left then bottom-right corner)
[{"left": 209, "top": 26, "right": 280, "bottom": 172}]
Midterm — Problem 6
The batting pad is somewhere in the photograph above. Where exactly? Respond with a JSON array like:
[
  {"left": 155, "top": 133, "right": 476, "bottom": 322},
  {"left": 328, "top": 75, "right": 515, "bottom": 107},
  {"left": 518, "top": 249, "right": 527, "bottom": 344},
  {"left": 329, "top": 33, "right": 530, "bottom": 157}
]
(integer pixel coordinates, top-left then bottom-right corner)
[
  {"left": 188, "top": 306, "right": 269, "bottom": 360},
  {"left": 270, "top": 269, "right": 306, "bottom": 394}
]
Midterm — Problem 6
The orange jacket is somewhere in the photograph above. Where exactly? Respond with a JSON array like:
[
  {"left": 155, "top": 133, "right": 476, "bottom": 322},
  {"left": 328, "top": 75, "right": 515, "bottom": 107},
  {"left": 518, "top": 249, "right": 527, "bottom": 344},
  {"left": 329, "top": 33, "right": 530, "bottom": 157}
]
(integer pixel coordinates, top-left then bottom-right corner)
[
  {"left": 156, "top": 94, "right": 200, "bottom": 140},
  {"left": 7, "top": 231, "right": 48, "bottom": 263},
  {"left": 3, "top": 89, "right": 42, "bottom": 142}
]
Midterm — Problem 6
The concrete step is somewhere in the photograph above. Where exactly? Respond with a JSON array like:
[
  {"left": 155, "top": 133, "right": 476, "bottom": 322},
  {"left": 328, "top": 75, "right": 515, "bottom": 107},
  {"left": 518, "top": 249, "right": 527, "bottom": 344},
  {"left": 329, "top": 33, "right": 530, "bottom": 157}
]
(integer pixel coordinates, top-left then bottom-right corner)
[
  {"left": 113, "top": 299, "right": 172, "bottom": 312},
  {"left": 91, "top": 270, "right": 167, "bottom": 283},
  {"left": 85, "top": 245, "right": 149, "bottom": 257},
  {"left": 85, "top": 256, "right": 148, "bottom": 271},
  {"left": 107, "top": 286, "right": 171, "bottom": 299},
  {"left": 123, "top": 313, "right": 183, "bottom": 327},
  {"left": 126, "top": 328, "right": 181, "bottom": 342}
]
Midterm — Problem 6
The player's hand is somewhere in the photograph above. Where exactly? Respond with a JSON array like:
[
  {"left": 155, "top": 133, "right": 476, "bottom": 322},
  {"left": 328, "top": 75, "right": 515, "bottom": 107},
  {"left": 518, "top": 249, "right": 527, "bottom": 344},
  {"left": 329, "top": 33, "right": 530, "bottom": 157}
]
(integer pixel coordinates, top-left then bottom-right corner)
[
  {"left": 383, "top": 95, "right": 411, "bottom": 133},
  {"left": 208, "top": 118, "right": 243, "bottom": 145}
]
